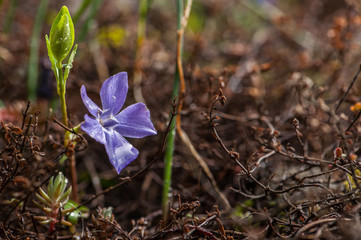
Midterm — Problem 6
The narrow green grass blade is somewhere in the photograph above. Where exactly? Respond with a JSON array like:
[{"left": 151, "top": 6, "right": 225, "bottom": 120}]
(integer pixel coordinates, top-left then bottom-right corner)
[
  {"left": 27, "top": 0, "right": 50, "bottom": 102},
  {"left": 3, "top": 0, "right": 18, "bottom": 34},
  {"left": 162, "top": 0, "right": 183, "bottom": 221},
  {"left": 78, "top": 0, "right": 103, "bottom": 42},
  {"left": 73, "top": 0, "right": 91, "bottom": 24}
]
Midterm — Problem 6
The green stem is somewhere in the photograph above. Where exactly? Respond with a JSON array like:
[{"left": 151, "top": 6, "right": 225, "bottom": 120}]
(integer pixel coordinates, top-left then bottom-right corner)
[
  {"left": 56, "top": 61, "right": 77, "bottom": 201},
  {"left": 162, "top": 0, "right": 183, "bottom": 221},
  {"left": 59, "top": 87, "right": 68, "bottom": 128},
  {"left": 57, "top": 62, "right": 68, "bottom": 128},
  {"left": 162, "top": 116, "right": 176, "bottom": 221},
  {"left": 27, "top": 0, "right": 50, "bottom": 102}
]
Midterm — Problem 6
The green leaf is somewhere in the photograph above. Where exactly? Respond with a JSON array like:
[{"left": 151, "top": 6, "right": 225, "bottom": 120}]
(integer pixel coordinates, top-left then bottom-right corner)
[
  {"left": 63, "top": 200, "right": 89, "bottom": 225},
  {"left": 47, "top": 175, "right": 55, "bottom": 199},
  {"left": 59, "top": 174, "right": 68, "bottom": 196},
  {"left": 61, "top": 219, "right": 73, "bottom": 226},
  {"left": 63, "top": 44, "right": 78, "bottom": 83},
  {"left": 37, "top": 188, "right": 52, "bottom": 205},
  {"left": 58, "top": 186, "right": 72, "bottom": 203},
  {"left": 52, "top": 174, "right": 62, "bottom": 198},
  {"left": 53, "top": 172, "right": 67, "bottom": 200},
  {"left": 33, "top": 200, "right": 46, "bottom": 210},
  {"left": 64, "top": 201, "right": 79, "bottom": 224},
  {"left": 45, "top": 35, "right": 58, "bottom": 81},
  {"left": 35, "top": 194, "right": 50, "bottom": 207},
  {"left": 40, "top": 219, "right": 52, "bottom": 225}
]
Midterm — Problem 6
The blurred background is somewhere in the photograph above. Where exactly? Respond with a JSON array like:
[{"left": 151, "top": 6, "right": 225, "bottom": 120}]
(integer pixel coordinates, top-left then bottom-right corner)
[{"left": 1, "top": 0, "right": 360, "bottom": 113}]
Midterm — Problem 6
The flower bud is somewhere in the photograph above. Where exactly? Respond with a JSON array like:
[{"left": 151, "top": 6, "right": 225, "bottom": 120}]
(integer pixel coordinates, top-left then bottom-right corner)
[
  {"left": 334, "top": 147, "right": 342, "bottom": 159},
  {"left": 49, "top": 6, "right": 74, "bottom": 62}
]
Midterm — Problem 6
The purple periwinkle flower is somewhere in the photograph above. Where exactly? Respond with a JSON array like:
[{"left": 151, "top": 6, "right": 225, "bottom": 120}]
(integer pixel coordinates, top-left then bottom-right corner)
[{"left": 80, "top": 72, "right": 157, "bottom": 174}]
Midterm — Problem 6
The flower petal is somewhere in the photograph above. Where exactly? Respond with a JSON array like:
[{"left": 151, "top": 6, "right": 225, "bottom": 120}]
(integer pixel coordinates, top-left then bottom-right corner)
[
  {"left": 100, "top": 72, "right": 128, "bottom": 117},
  {"left": 113, "top": 103, "right": 157, "bottom": 138},
  {"left": 81, "top": 114, "right": 106, "bottom": 144},
  {"left": 80, "top": 85, "right": 101, "bottom": 117},
  {"left": 104, "top": 129, "right": 139, "bottom": 174}
]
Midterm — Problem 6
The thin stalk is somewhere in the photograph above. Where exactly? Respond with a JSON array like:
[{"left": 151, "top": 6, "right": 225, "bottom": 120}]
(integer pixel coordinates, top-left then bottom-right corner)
[
  {"left": 27, "top": 0, "right": 50, "bottom": 102},
  {"left": 3, "top": 0, "right": 18, "bottom": 34},
  {"left": 175, "top": 0, "right": 192, "bottom": 130},
  {"left": 73, "top": 0, "right": 92, "bottom": 24},
  {"left": 162, "top": 0, "right": 183, "bottom": 221},
  {"left": 56, "top": 61, "right": 78, "bottom": 201},
  {"left": 59, "top": 90, "right": 68, "bottom": 127},
  {"left": 78, "top": 0, "right": 103, "bottom": 42},
  {"left": 162, "top": 114, "right": 177, "bottom": 221},
  {"left": 56, "top": 62, "right": 68, "bottom": 128},
  {"left": 133, "top": 0, "right": 150, "bottom": 103},
  {"left": 67, "top": 134, "right": 79, "bottom": 202}
]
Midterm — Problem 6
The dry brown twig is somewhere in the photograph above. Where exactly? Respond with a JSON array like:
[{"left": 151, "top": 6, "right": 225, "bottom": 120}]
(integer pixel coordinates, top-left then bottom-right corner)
[
  {"left": 173, "top": 0, "right": 231, "bottom": 211},
  {"left": 205, "top": 88, "right": 361, "bottom": 236}
]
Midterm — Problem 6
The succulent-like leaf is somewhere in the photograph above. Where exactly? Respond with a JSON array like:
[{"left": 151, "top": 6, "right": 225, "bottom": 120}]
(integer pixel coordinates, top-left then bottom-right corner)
[
  {"left": 33, "top": 200, "right": 53, "bottom": 213},
  {"left": 42, "top": 172, "right": 71, "bottom": 206},
  {"left": 33, "top": 200, "right": 46, "bottom": 210},
  {"left": 58, "top": 186, "right": 72, "bottom": 204},
  {"left": 47, "top": 175, "right": 55, "bottom": 199},
  {"left": 59, "top": 174, "right": 68, "bottom": 196},
  {"left": 33, "top": 216, "right": 48, "bottom": 221},
  {"left": 43, "top": 206, "right": 53, "bottom": 214},
  {"left": 35, "top": 192, "right": 52, "bottom": 207},
  {"left": 38, "top": 187, "right": 53, "bottom": 205},
  {"left": 53, "top": 172, "right": 63, "bottom": 189},
  {"left": 61, "top": 219, "right": 73, "bottom": 227},
  {"left": 40, "top": 219, "right": 52, "bottom": 225},
  {"left": 53, "top": 173, "right": 65, "bottom": 200}
]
